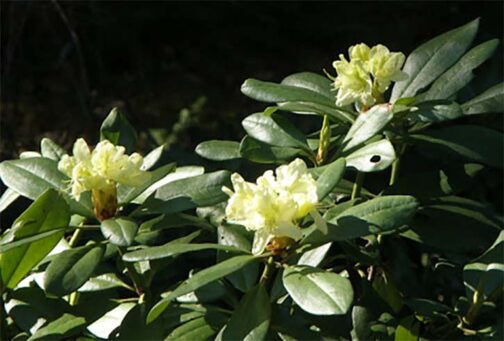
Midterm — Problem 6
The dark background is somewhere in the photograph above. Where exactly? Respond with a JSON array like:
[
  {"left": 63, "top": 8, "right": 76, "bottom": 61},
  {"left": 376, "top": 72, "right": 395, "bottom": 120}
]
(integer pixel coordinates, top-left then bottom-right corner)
[{"left": 1, "top": 1, "right": 503, "bottom": 160}]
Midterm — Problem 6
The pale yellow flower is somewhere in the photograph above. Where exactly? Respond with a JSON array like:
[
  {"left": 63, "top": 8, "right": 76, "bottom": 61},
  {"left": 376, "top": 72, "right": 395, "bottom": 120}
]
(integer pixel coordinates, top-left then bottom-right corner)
[
  {"left": 58, "top": 138, "right": 150, "bottom": 200},
  {"left": 222, "top": 158, "right": 318, "bottom": 254},
  {"left": 332, "top": 43, "right": 406, "bottom": 107},
  {"left": 333, "top": 56, "right": 375, "bottom": 107}
]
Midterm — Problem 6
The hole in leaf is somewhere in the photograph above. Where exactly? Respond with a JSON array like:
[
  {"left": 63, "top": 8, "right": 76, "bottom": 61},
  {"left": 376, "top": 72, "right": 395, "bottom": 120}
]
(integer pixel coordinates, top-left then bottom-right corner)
[{"left": 370, "top": 155, "right": 381, "bottom": 163}]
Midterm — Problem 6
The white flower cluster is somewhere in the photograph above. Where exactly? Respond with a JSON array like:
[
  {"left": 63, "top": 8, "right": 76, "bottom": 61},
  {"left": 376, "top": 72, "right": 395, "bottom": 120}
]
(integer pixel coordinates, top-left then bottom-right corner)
[{"left": 222, "top": 158, "right": 318, "bottom": 254}]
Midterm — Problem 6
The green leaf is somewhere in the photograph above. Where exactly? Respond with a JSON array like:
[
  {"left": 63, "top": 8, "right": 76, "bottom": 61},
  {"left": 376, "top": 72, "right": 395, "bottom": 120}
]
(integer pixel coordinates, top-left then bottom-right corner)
[
  {"left": 144, "top": 170, "right": 231, "bottom": 214},
  {"left": 409, "top": 125, "right": 503, "bottom": 169},
  {"left": 117, "top": 162, "right": 176, "bottom": 204},
  {"left": 464, "top": 262, "right": 504, "bottom": 300},
  {"left": 196, "top": 140, "right": 241, "bottom": 161},
  {"left": 394, "top": 315, "right": 420, "bottom": 341},
  {"left": 242, "top": 112, "right": 308, "bottom": 149},
  {"left": 100, "top": 107, "right": 138, "bottom": 153},
  {"left": 278, "top": 101, "right": 355, "bottom": 123},
  {"left": 342, "top": 104, "right": 393, "bottom": 151},
  {"left": 222, "top": 285, "right": 271, "bottom": 341},
  {"left": 241, "top": 78, "right": 334, "bottom": 106},
  {"left": 0, "top": 189, "right": 69, "bottom": 289},
  {"left": 28, "top": 313, "right": 86, "bottom": 341},
  {"left": 101, "top": 218, "right": 138, "bottom": 247},
  {"left": 0, "top": 188, "right": 20, "bottom": 212},
  {"left": 123, "top": 243, "right": 246, "bottom": 262},
  {"left": 345, "top": 139, "right": 396, "bottom": 173},
  {"left": 78, "top": 273, "right": 134, "bottom": 292},
  {"left": 166, "top": 314, "right": 225, "bottom": 341},
  {"left": 304, "top": 196, "right": 418, "bottom": 247},
  {"left": 402, "top": 196, "right": 501, "bottom": 253},
  {"left": 40, "top": 138, "right": 66, "bottom": 161},
  {"left": 147, "top": 255, "right": 258, "bottom": 323},
  {"left": 282, "top": 265, "right": 353, "bottom": 315},
  {"left": 87, "top": 303, "right": 136, "bottom": 339},
  {"left": 0, "top": 158, "right": 66, "bottom": 199},
  {"left": 407, "top": 101, "right": 462, "bottom": 123},
  {"left": 421, "top": 39, "right": 499, "bottom": 100},
  {"left": 133, "top": 165, "right": 204, "bottom": 204},
  {"left": 239, "top": 136, "right": 301, "bottom": 164},
  {"left": 0, "top": 157, "right": 92, "bottom": 216},
  {"left": 316, "top": 158, "right": 346, "bottom": 200},
  {"left": 44, "top": 243, "right": 105, "bottom": 296},
  {"left": 391, "top": 19, "right": 480, "bottom": 100},
  {"left": 280, "top": 72, "right": 334, "bottom": 100},
  {"left": 0, "top": 228, "right": 67, "bottom": 253},
  {"left": 462, "top": 82, "right": 504, "bottom": 115},
  {"left": 141, "top": 145, "right": 165, "bottom": 170}
]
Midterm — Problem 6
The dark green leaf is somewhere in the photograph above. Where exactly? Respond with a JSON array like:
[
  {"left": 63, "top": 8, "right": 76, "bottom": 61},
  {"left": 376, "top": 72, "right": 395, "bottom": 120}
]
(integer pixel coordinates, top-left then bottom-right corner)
[
  {"left": 239, "top": 136, "right": 301, "bottom": 164},
  {"left": 101, "top": 218, "right": 138, "bottom": 247},
  {"left": 394, "top": 315, "right": 420, "bottom": 341},
  {"left": 242, "top": 112, "right": 308, "bottom": 148},
  {"left": 316, "top": 158, "right": 346, "bottom": 200},
  {"left": 462, "top": 82, "right": 504, "bottom": 115},
  {"left": 283, "top": 265, "right": 353, "bottom": 315},
  {"left": 410, "top": 125, "right": 503, "bottom": 169},
  {"left": 87, "top": 303, "right": 136, "bottom": 339},
  {"left": 222, "top": 285, "right": 271, "bottom": 340},
  {"left": 0, "top": 189, "right": 69, "bottom": 289},
  {"left": 100, "top": 107, "right": 138, "bottom": 153},
  {"left": 144, "top": 170, "right": 231, "bottom": 214},
  {"left": 402, "top": 196, "right": 501, "bottom": 253},
  {"left": 195, "top": 140, "right": 241, "bottom": 161},
  {"left": 123, "top": 243, "right": 246, "bottom": 262},
  {"left": 29, "top": 313, "right": 86, "bottom": 341},
  {"left": 241, "top": 78, "right": 334, "bottom": 106},
  {"left": 147, "top": 255, "right": 258, "bottom": 323},
  {"left": 0, "top": 188, "right": 20, "bottom": 212},
  {"left": 422, "top": 39, "right": 499, "bottom": 100},
  {"left": 44, "top": 243, "right": 105, "bottom": 296},
  {"left": 391, "top": 19, "right": 479, "bottom": 100},
  {"left": 407, "top": 101, "right": 462, "bottom": 123}
]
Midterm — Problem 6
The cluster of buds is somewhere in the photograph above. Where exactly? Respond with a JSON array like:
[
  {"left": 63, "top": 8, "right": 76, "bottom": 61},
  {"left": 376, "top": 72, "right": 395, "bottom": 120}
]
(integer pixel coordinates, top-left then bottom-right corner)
[
  {"left": 58, "top": 138, "right": 150, "bottom": 221},
  {"left": 222, "top": 158, "right": 318, "bottom": 255},
  {"left": 332, "top": 43, "right": 407, "bottom": 108}
]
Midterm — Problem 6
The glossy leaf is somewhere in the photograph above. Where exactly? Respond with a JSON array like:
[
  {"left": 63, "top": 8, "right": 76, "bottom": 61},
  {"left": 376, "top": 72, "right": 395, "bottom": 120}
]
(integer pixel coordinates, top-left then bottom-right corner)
[
  {"left": 117, "top": 162, "right": 175, "bottom": 204},
  {"left": 28, "top": 313, "right": 86, "bottom": 341},
  {"left": 422, "top": 39, "right": 499, "bottom": 100},
  {"left": 342, "top": 104, "right": 393, "bottom": 151},
  {"left": 0, "top": 189, "right": 69, "bottom": 289},
  {"left": 87, "top": 303, "right": 136, "bottom": 339},
  {"left": 0, "top": 188, "right": 20, "bottom": 212},
  {"left": 196, "top": 140, "right": 241, "bottom": 161},
  {"left": 241, "top": 78, "right": 334, "bottom": 106},
  {"left": 242, "top": 112, "right": 308, "bottom": 148},
  {"left": 123, "top": 243, "right": 246, "bottom": 262},
  {"left": 147, "top": 255, "right": 258, "bottom": 323},
  {"left": 222, "top": 285, "right": 271, "bottom": 340},
  {"left": 283, "top": 265, "right": 353, "bottom": 315},
  {"left": 239, "top": 136, "right": 301, "bottom": 164},
  {"left": 345, "top": 139, "right": 396, "bottom": 172},
  {"left": 462, "top": 82, "right": 504, "bottom": 115},
  {"left": 410, "top": 125, "right": 503, "bottom": 169},
  {"left": 316, "top": 158, "right": 346, "bottom": 200},
  {"left": 143, "top": 170, "right": 231, "bottom": 214},
  {"left": 391, "top": 19, "right": 479, "bottom": 100},
  {"left": 280, "top": 72, "right": 334, "bottom": 100},
  {"left": 278, "top": 101, "right": 355, "bottom": 123},
  {"left": 100, "top": 107, "right": 138, "bottom": 153},
  {"left": 407, "top": 101, "right": 462, "bottom": 123},
  {"left": 40, "top": 138, "right": 66, "bottom": 161},
  {"left": 44, "top": 243, "right": 105, "bottom": 296},
  {"left": 101, "top": 218, "right": 138, "bottom": 247}
]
